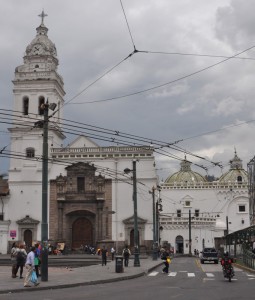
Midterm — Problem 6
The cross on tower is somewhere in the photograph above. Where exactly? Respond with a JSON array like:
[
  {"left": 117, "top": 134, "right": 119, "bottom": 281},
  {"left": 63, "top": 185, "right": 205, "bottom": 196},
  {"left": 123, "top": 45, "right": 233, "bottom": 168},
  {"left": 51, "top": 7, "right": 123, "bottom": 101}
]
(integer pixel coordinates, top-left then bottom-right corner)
[{"left": 38, "top": 10, "right": 48, "bottom": 24}]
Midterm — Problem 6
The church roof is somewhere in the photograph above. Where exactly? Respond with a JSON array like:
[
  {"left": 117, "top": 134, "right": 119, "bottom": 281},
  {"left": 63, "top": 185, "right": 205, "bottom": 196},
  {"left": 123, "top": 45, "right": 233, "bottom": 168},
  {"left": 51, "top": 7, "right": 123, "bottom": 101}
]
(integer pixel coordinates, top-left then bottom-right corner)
[
  {"left": 164, "top": 158, "right": 207, "bottom": 184},
  {"left": 25, "top": 10, "right": 58, "bottom": 59},
  {"left": 218, "top": 150, "right": 248, "bottom": 184}
]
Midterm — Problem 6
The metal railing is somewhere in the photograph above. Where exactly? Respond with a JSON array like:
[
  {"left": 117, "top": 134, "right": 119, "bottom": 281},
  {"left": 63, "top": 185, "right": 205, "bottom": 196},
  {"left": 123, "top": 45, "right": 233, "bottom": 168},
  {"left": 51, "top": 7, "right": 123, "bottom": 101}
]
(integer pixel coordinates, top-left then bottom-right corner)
[{"left": 242, "top": 247, "right": 255, "bottom": 270}]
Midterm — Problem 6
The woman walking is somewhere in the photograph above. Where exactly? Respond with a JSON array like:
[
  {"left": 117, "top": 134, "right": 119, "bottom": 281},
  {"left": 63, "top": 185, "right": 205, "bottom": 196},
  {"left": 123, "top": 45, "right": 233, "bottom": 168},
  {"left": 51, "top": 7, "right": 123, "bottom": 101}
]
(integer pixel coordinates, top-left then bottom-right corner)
[{"left": 15, "top": 244, "right": 27, "bottom": 278}]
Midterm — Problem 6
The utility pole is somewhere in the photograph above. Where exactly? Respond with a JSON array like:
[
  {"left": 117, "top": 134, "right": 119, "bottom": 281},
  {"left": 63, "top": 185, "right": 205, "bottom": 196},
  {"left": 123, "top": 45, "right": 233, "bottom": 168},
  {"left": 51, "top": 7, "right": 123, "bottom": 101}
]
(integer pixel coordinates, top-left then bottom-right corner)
[
  {"left": 41, "top": 102, "right": 49, "bottom": 281},
  {"left": 189, "top": 209, "right": 192, "bottom": 256},
  {"left": 124, "top": 160, "right": 140, "bottom": 267},
  {"left": 132, "top": 160, "right": 140, "bottom": 267}
]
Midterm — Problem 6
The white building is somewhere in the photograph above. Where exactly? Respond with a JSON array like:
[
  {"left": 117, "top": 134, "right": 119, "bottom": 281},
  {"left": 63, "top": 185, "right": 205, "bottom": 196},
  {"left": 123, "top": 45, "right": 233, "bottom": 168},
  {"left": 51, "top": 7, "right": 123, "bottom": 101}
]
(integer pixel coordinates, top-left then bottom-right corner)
[
  {"left": 2, "top": 14, "right": 158, "bottom": 254},
  {"left": 159, "top": 152, "right": 249, "bottom": 254},
  {"left": 1, "top": 13, "right": 249, "bottom": 256}
]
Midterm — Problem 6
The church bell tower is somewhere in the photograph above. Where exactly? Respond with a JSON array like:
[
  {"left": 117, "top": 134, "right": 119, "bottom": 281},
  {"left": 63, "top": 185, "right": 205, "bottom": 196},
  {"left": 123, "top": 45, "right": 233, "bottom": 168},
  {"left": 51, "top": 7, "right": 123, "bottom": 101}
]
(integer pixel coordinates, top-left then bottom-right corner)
[{"left": 9, "top": 11, "right": 65, "bottom": 175}]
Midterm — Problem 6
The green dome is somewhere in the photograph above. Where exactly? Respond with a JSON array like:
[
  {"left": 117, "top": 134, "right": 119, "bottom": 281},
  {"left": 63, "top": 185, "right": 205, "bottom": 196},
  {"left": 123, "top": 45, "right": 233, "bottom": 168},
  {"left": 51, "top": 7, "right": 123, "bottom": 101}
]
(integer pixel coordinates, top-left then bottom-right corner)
[
  {"left": 165, "top": 159, "right": 207, "bottom": 184},
  {"left": 219, "top": 151, "right": 248, "bottom": 184}
]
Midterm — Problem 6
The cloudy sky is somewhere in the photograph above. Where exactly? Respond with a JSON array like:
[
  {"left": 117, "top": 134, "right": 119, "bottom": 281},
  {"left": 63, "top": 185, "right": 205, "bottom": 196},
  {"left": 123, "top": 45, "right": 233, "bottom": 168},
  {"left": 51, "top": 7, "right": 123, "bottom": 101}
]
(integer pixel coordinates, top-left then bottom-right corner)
[{"left": 1, "top": 0, "right": 255, "bottom": 180}]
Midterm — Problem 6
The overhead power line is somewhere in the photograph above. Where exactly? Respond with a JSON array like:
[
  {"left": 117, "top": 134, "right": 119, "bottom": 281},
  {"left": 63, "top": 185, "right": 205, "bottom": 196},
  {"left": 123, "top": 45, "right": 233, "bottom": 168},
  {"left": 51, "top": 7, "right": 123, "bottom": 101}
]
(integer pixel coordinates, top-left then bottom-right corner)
[{"left": 70, "top": 44, "right": 255, "bottom": 105}]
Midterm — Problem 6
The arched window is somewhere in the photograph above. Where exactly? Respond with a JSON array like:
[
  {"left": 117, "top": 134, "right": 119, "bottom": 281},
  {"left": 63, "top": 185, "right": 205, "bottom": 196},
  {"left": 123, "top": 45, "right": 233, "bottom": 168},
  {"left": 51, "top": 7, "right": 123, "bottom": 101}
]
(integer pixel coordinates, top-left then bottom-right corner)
[
  {"left": 237, "top": 176, "right": 242, "bottom": 184},
  {"left": 38, "top": 96, "right": 45, "bottom": 115},
  {"left": 26, "top": 147, "right": 35, "bottom": 158},
  {"left": 23, "top": 97, "right": 29, "bottom": 115}
]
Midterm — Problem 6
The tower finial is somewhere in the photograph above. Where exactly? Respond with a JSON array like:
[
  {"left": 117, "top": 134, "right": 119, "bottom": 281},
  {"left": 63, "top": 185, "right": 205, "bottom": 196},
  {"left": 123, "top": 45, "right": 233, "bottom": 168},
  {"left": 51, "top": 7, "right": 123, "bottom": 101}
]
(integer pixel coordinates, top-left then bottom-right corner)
[{"left": 38, "top": 9, "right": 48, "bottom": 25}]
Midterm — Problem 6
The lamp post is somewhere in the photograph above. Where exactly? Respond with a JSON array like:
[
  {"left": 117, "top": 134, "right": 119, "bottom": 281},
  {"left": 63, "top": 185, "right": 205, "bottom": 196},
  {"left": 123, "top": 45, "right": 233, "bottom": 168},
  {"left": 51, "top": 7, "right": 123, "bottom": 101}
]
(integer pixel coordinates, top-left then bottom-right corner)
[
  {"left": 188, "top": 209, "right": 192, "bottom": 256},
  {"left": 149, "top": 187, "right": 157, "bottom": 260},
  {"left": 156, "top": 185, "right": 162, "bottom": 247},
  {"left": 124, "top": 160, "right": 140, "bottom": 267}
]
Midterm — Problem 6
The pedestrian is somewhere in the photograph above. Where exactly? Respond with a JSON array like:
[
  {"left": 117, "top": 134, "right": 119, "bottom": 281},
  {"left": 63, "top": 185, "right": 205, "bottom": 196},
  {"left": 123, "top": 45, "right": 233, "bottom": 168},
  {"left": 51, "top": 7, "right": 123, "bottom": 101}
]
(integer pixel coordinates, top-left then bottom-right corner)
[
  {"left": 110, "top": 246, "right": 115, "bottom": 261},
  {"left": 161, "top": 248, "right": 170, "bottom": 274},
  {"left": 10, "top": 242, "right": 18, "bottom": 278},
  {"left": 34, "top": 243, "right": 41, "bottom": 277},
  {"left": 15, "top": 244, "right": 27, "bottom": 279},
  {"left": 122, "top": 245, "right": 131, "bottom": 267},
  {"left": 24, "top": 246, "right": 40, "bottom": 287},
  {"left": 101, "top": 246, "right": 108, "bottom": 266}
]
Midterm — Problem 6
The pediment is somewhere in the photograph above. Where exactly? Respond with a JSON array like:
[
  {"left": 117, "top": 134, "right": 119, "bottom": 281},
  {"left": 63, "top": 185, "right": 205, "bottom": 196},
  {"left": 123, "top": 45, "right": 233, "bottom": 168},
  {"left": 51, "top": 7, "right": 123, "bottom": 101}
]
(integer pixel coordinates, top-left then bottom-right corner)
[
  {"left": 68, "top": 135, "right": 99, "bottom": 148},
  {"left": 123, "top": 215, "right": 147, "bottom": 225},
  {"left": 16, "top": 215, "right": 40, "bottom": 225}
]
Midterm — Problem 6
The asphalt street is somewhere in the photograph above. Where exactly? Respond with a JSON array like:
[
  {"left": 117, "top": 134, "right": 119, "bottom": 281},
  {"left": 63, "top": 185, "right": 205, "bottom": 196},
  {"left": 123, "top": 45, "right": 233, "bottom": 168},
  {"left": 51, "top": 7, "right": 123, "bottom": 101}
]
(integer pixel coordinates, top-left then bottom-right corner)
[{"left": 1, "top": 256, "right": 255, "bottom": 300}]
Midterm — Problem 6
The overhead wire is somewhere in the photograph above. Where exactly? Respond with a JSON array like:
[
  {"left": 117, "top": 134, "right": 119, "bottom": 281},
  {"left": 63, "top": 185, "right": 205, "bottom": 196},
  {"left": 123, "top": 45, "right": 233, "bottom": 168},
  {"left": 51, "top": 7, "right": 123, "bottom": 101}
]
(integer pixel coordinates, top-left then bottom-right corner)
[
  {"left": 69, "top": 44, "right": 255, "bottom": 105},
  {"left": 0, "top": 108, "right": 253, "bottom": 172}
]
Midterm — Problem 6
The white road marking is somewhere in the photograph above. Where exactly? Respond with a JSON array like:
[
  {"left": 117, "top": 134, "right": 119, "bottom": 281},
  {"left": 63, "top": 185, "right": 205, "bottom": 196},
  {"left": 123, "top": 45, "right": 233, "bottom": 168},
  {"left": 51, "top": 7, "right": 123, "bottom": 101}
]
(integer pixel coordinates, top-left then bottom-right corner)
[
  {"left": 168, "top": 272, "right": 177, "bottom": 277},
  {"left": 206, "top": 273, "right": 214, "bottom": 278},
  {"left": 148, "top": 271, "right": 159, "bottom": 276},
  {"left": 187, "top": 273, "right": 195, "bottom": 277}
]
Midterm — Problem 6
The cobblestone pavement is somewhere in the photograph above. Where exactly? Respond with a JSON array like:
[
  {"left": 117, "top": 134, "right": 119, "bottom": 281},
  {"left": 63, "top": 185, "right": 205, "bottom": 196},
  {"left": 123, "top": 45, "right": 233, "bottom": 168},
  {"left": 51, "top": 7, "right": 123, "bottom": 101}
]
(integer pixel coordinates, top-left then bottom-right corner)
[{"left": 0, "top": 258, "right": 162, "bottom": 294}]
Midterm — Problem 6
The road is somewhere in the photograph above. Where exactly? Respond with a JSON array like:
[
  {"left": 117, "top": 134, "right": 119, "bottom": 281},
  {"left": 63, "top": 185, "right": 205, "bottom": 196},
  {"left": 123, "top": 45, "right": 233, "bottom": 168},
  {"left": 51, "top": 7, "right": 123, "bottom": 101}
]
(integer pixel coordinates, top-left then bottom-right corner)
[{"left": 2, "top": 256, "right": 255, "bottom": 300}]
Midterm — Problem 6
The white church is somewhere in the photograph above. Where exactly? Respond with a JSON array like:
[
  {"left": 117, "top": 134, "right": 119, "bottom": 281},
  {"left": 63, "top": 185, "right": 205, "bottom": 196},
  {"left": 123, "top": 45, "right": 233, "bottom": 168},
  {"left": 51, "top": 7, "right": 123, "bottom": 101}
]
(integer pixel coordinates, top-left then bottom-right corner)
[
  {"left": 159, "top": 153, "right": 249, "bottom": 254},
  {"left": 0, "top": 13, "right": 250, "bottom": 255}
]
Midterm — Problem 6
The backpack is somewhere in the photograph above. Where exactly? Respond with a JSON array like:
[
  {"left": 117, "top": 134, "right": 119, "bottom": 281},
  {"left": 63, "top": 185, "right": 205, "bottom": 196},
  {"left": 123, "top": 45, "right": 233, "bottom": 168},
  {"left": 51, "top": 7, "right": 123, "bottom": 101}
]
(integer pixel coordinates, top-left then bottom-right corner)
[
  {"left": 123, "top": 248, "right": 130, "bottom": 257},
  {"left": 16, "top": 251, "right": 26, "bottom": 264}
]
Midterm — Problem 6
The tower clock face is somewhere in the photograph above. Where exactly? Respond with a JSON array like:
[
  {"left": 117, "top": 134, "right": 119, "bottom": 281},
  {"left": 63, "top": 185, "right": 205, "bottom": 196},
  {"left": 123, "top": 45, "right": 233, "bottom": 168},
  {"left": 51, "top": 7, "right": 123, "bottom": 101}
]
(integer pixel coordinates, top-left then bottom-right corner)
[{"left": 31, "top": 44, "right": 44, "bottom": 55}]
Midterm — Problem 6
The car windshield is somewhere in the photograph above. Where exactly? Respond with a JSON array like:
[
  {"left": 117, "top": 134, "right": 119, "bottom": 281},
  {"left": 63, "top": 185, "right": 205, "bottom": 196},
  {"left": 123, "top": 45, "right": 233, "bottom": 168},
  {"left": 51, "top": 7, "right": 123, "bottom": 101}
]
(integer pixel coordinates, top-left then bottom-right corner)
[{"left": 204, "top": 248, "right": 216, "bottom": 252}]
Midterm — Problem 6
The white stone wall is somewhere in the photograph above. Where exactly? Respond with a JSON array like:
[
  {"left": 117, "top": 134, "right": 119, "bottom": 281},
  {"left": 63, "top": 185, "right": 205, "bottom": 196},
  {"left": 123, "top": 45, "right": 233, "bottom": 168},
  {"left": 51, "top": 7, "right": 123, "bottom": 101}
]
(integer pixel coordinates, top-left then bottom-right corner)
[{"left": 159, "top": 185, "right": 249, "bottom": 254}]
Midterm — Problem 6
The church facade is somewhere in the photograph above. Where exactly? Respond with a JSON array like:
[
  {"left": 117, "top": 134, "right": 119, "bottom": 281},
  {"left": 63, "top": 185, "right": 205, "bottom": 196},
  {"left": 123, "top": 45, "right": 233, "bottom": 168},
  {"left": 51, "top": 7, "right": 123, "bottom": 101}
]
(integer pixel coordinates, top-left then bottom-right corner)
[
  {"left": 2, "top": 14, "right": 158, "bottom": 254},
  {"left": 159, "top": 152, "right": 250, "bottom": 254}
]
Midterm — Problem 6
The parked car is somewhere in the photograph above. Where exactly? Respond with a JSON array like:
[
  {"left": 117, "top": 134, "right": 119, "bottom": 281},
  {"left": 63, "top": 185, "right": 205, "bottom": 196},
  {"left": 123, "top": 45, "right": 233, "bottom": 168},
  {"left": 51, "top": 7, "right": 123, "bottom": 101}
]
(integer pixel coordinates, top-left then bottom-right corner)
[{"left": 200, "top": 248, "right": 219, "bottom": 264}]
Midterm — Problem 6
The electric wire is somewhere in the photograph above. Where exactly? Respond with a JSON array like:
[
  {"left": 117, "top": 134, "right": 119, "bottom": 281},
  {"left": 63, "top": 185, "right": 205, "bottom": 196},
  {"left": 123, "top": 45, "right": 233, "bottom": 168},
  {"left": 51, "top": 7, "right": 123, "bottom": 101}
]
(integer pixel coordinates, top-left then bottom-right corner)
[{"left": 70, "top": 45, "right": 255, "bottom": 105}]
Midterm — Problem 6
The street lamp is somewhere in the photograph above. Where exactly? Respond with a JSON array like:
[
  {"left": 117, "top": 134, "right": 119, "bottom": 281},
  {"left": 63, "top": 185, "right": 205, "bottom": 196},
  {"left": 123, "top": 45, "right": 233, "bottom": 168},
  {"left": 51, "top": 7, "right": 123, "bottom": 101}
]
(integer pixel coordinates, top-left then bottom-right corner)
[
  {"left": 124, "top": 160, "right": 140, "bottom": 267},
  {"left": 149, "top": 187, "right": 157, "bottom": 260}
]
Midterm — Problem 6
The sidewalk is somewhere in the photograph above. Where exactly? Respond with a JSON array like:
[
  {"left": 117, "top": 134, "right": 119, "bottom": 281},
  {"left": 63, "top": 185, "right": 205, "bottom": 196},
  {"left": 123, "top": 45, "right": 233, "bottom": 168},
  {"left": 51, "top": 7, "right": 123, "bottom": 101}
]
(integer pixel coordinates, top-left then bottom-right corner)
[{"left": 0, "top": 258, "right": 162, "bottom": 295}]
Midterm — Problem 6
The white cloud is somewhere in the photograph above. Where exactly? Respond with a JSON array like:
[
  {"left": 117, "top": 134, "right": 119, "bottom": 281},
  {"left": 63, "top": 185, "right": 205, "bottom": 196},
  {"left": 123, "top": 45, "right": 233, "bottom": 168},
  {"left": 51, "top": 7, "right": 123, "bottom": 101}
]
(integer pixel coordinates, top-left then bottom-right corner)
[{"left": 1, "top": 0, "right": 255, "bottom": 181}]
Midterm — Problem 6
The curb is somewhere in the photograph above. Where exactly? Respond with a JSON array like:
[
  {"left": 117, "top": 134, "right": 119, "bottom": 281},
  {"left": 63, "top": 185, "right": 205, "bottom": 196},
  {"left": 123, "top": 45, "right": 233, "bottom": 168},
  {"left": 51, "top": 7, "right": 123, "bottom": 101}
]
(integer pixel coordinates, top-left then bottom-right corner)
[
  {"left": 234, "top": 263, "right": 255, "bottom": 274},
  {"left": 0, "top": 262, "right": 163, "bottom": 295}
]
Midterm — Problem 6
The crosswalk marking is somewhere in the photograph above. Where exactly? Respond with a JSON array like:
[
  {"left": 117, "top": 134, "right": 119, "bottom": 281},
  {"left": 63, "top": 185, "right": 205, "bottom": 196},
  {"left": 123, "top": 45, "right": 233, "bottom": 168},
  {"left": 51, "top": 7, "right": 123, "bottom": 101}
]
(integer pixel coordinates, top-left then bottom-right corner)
[
  {"left": 148, "top": 271, "right": 158, "bottom": 276},
  {"left": 147, "top": 271, "right": 247, "bottom": 281},
  {"left": 168, "top": 272, "right": 177, "bottom": 277}
]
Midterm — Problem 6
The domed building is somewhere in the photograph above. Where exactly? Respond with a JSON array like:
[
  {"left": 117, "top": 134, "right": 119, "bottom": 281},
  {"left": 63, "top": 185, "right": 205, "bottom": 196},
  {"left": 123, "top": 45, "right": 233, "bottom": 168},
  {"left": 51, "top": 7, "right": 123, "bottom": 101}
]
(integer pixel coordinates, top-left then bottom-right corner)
[
  {"left": 218, "top": 150, "right": 248, "bottom": 185},
  {"left": 158, "top": 152, "right": 249, "bottom": 254},
  {"left": 165, "top": 157, "right": 207, "bottom": 185}
]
